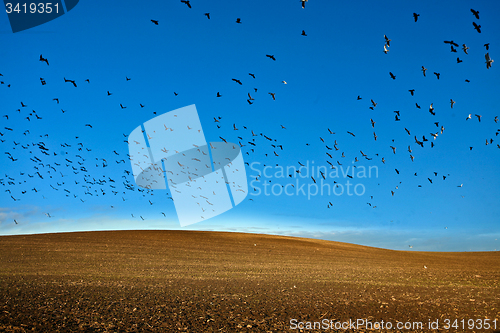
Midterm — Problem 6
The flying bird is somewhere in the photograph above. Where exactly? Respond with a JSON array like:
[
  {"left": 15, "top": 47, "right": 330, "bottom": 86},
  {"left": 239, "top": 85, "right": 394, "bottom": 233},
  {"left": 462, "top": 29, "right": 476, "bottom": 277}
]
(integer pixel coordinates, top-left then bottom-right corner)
[
  {"left": 204, "top": 13, "right": 210, "bottom": 19},
  {"left": 39, "top": 54, "right": 49, "bottom": 65},
  {"left": 421, "top": 66, "right": 427, "bottom": 76},
  {"left": 413, "top": 13, "right": 420, "bottom": 22},
  {"left": 301, "top": 0, "right": 308, "bottom": 9},
  {"left": 269, "top": 92, "right": 276, "bottom": 100},
  {"left": 429, "top": 103, "right": 435, "bottom": 115},
  {"left": 433, "top": 72, "right": 440, "bottom": 79},
  {"left": 408, "top": 89, "right": 414, "bottom": 96},
  {"left": 450, "top": 99, "right": 455, "bottom": 108},
  {"left": 462, "top": 44, "right": 469, "bottom": 54},
  {"left": 485, "top": 53, "right": 494, "bottom": 69},
  {"left": 484, "top": 43, "right": 489, "bottom": 50},
  {"left": 470, "top": 8, "right": 479, "bottom": 19},
  {"left": 180, "top": 0, "right": 191, "bottom": 8},
  {"left": 389, "top": 72, "right": 396, "bottom": 80},
  {"left": 232, "top": 78, "right": 242, "bottom": 85},
  {"left": 64, "top": 77, "right": 77, "bottom": 87},
  {"left": 473, "top": 22, "right": 481, "bottom": 33},
  {"left": 301, "top": 30, "right": 307, "bottom": 36},
  {"left": 384, "top": 35, "right": 391, "bottom": 47},
  {"left": 444, "top": 40, "right": 459, "bottom": 47},
  {"left": 236, "top": 18, "right": 241, "bottom": 24},
  {"left": 266, "top": 54, "right": 276, "bottom": 61},
  {"left": 151, "top": 19, "right": 158, "bottom": 25}
]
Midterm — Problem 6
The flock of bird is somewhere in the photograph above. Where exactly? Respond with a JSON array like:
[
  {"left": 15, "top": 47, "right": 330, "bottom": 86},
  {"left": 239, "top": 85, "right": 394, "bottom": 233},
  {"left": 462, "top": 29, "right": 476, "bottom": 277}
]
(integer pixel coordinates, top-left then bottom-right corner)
[{"left": 1, "top": 2, "right": 498, "bottom": 234}]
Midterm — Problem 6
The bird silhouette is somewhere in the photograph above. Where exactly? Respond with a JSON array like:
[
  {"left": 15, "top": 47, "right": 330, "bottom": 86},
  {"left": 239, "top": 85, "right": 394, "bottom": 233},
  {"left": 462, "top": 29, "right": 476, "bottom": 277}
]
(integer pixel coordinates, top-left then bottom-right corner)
[
  {"left": 429, "top": 103, "right": 436, "bottom": 115},
  {"left": 151, "top": 19, "right": 159, "bottom": 25},
  {"left": 180, "top": 0, "right": 191, "bottom": 8},
  {"left": 64, "top": 77, "right": 77, "bottom": 87},
  {"left": 413, "top": 13, "right": 419, "bottom": 22},
  {"left": 421, "top": 66, "right": 427, "bottom": 76},
  {"left": 384, "top": 35, "right": 391, "bottom": 47},
  {"left": 39, "top": 54, "right": 49, "bottom": 66},
  {"left": 266, "top": 54, "right": 276, "bottom": 61},
  {"left": 204, "top": 13, "right": 210, "bottom": 19},
  {"left": 462, "top": 44, "right": 469, "bottom": 54},
  {"left": 444, "top": 40, "right": 459, "bottom": 47},
  {"left": 470, "top": 8, "right": 479, "bottom": 19},
  {"left": 473, "top": 22, "right": 481, "bottom": 33}
]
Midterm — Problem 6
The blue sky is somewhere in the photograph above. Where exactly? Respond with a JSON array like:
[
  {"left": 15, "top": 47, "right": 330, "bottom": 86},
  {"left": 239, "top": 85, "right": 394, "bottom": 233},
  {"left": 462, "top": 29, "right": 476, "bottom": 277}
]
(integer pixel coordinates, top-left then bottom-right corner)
[{"left": 1, "top": 0, "right": 499, "bottom": 251}]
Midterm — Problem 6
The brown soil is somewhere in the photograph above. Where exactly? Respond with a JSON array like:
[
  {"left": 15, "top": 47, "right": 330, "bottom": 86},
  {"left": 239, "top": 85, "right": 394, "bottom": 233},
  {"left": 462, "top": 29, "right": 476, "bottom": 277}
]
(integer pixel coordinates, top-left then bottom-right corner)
[{"left": 0, "top": 230, "right": 499, "bottom": 332}]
